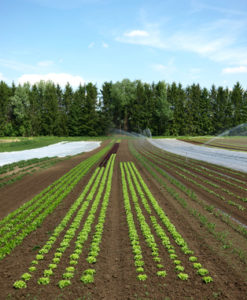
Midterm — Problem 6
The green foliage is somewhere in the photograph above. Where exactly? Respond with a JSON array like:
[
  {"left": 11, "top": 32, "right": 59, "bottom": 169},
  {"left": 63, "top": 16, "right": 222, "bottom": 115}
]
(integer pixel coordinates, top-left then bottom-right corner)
[
  {"left": 21, "top": 273, "right": 32, "bottom": 281},
  {"left": 80, "top": 274, "right": 94, "bottom": 284},
  {"left": 37, "top": 277, "right": 50, "bottom": 285},
  {"left": 157, "top": 271, "right": 167, "bottom": 277},
  {"left": 58, "top": 279, "right": 71, "bottom": 288},
  {"left": 202, "top": 276, "right": 213, "bottom": 283},
  {"left": 137, "top": 274, "right": 148, "bottom": 281},
  {"left": 197, "top": 268, "right": 209, "bottom": 276},
  {"left": 177, "top": 273, "right": 189, "bottom": 280},
  {"left": 13, "top": 280, "right": 27, "bottom": 289},
  {"left": 0, "top": 144, "right": 111, "bottom": 261},
  {"left": 2, "top": 78, "right": 245, "bottom": 136}
]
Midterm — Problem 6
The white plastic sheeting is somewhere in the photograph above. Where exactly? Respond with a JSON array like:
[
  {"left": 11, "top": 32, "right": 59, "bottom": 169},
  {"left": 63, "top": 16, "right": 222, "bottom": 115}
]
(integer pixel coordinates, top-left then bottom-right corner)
[
  {"left": 149, "top": 139, "right": 247, "bottom": 173},
  {"left": 0, "top": 141, "right": 101, "bottom": 167}
]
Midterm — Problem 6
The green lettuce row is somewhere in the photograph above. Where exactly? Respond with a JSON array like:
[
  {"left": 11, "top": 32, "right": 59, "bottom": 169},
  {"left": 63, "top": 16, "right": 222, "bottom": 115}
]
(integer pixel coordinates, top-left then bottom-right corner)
[
  {"left": 58, "top": 155, "right": 115, "bottom": 288},
  {"left": 123, "top": 162, "right": 167, "bottom": 279},
  {"left": 13, "top": 166, "right": 102, "bottom": 288},
  {"left": 80, "top": 154, "right": 116, "bottom": 285},
  {"left": 129, "top": 161, "right": 213, "bottom": 283},
  {"left": 142, "top": 148, "right": 246, "bottom": 206},
  {"left": 126, "top": 162, "right": 187, "bottom": 279},
  {"left": 145, "top": 142, "right": 246, "bottom": 189},
  {"left": 120, "top": 162, "right": 147, "bottom": 281},
  {"left": 0, "top": 157, "right": 96, "bottom": 243},
  {"left": 0, "top": 142, "right": 112, "bottom": 229},
  {"left": 0, "top": 143, "right": 112, "bottom": 260},
  {"left": 0, "top": 143, "right": 110, "bottom": 230}
]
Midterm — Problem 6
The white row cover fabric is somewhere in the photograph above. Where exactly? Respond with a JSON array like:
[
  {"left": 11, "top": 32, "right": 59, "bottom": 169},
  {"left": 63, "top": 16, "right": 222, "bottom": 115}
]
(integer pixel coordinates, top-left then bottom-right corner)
[
  {"left": 149, "top": 139, "right": 247, "bottom": 173},
  {"left": 0, "top": 141, "right": 101, "bottom": 167}
]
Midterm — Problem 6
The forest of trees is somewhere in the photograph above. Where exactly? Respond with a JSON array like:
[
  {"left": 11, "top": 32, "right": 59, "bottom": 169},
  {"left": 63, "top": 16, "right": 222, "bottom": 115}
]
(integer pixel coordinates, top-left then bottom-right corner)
[{"left": 0, "top": 79, "right": 246, "bottom": 137}]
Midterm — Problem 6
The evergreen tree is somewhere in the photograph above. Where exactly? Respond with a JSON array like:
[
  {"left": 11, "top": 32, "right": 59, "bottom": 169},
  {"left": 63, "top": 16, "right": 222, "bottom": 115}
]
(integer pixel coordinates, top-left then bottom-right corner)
[
  {"left": 100, "top": 81, "right": 114, "bottom": 134},
  {"left": 41, "top": 81, "right": 59, "bottom": 135},
  {"left": 10, "top": 83, "right": 31, "bottom": 136},
  {"left": 0, "top": 81, "right": 12, "bottom": 136},
  {"left": 231, "top": 82, "right": 244, "bottom": 126}
]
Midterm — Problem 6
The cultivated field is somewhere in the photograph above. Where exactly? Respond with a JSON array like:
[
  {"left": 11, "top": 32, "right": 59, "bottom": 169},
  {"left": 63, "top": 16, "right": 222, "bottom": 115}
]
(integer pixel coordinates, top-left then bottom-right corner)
[
  {"left": 0, "top": 138, "right": 247, "bottom": 299},
  {"left": 180, "top": 136, "right": 247, "bottom": 152}
]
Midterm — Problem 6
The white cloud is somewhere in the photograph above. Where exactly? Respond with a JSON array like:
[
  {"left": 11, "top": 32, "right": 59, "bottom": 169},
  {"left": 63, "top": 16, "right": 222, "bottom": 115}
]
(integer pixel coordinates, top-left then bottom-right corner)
[
  {"left": 102, "top": 42, "right": 109, "bottom": 48},
  {"left": 88, "top": 42, "right": 95, "bottom": 48},
  {"left": 124, "top": 30, "right": 149, "bottom": 37},
  {"left": 116, "top": 19, "right": 247, "bottom": 66},
  {"left": 18, "top": 73, "right": 86, "bottom": 88},
  {"left": 117, "top": 26, "right": 167, "bottom": 49},
  {"left": 222, "top": 66, "right": 247, "bottom": 74},
  {"left": 37, "top": 60, "right": 54, "bottom": 67}
]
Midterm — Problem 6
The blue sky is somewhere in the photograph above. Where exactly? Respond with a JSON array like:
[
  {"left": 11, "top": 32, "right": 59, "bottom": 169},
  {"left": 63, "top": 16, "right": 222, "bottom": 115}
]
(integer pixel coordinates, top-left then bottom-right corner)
[{"left": 1, "top": 0, "right": 247, "bottom": 89}]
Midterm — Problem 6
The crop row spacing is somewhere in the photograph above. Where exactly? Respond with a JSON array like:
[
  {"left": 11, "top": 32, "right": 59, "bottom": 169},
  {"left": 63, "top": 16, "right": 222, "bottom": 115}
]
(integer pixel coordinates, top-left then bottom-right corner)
[
  {"left": 0, "top": 143, "right": 113, "bottom": 260},
  {"left": 13, "top": 154, "right": 116, "bottom": 289},
  {"left": 120, "top": 161, "right": 213, "bottom": 284}
]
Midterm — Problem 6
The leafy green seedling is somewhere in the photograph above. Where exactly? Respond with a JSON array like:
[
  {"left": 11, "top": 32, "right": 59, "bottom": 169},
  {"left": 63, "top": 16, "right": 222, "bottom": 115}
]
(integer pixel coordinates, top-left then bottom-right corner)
[
  {"left": 178, "top": 273, "right": 189, "bottom": 280},
  {"left": 84, "top": 269, "right": 96, "bottom": 275},
  {"left": 189, "top": 256, "right": 198, "bottom": 262},
  {"left": 58, "top": 279, "right": 71, "bottom": 288},
  {"left": 153, "top": 257, "right": 161, "bottom": 262},
  {"left": 81, "top": 274, "right": 94, "bottom": 284},
  {"left": 13, "top": 280, "right": 27, "bottom": 289},
  {"left": 135, "top": 260, "right": 144, "bottom": 267},
  {"left": 197, "top": 268, "right": 209, "bottom": 276},
  {"left": 66, "top": 266, "right": 75, "bottom": 273},
  {"left": 193, "top": 263, "right": 202, "bottom": 269},
  {"left": 137, "top": 274, "right": 147, "bottom": 281},
  {"left": 49, "top": 264, "right": 57, "bottom": 269},
  {"left": 87, "top": 256, "right": 96, "bottom": 264},
  {"left": 157, "top": 271, "right": 167, "bottom": 277},
  {"left": 175, "top": 265, "right": 184, "bottom": 272},
  {"left": 54, "top": 252, "right": 62, "bottom": 258},
  {"left": 37, "top": 277, "right": 50, "bottom": 285},
  {"left": 157, "top": 264, "right": 164, "bottom": 269},
  {"left": 21, "top": 273, "right": 32, "bottom": 281},
  {"left": 70, "top": 253, "right": 79, "bottom": 260},
  {"left": 202, "top": 276, "right": 213, "bottom": 283},
  {"left": 29, "top": 266, "right": 36, "bottom": 272},
  {"left": 170, "top": 254, "right": 177, "bottom": 260},
  {"left": 44, "top": 269, "right": 53, "bottom": 277},
  {"left": 136, "top": 267, "right": 144, "bottom": 273},
  {"left": 36, "top": 254, "right": 44, "bottom": 260}
]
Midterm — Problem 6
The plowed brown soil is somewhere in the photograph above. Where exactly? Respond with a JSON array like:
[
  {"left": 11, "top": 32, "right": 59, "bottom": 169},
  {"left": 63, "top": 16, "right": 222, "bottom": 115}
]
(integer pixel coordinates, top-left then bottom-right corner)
[
  {"left": 0, "top": 141, "right": 108, "bottom": 220},
  {"left": 0, "top": 139, "right": 247, "bottom": 299}
]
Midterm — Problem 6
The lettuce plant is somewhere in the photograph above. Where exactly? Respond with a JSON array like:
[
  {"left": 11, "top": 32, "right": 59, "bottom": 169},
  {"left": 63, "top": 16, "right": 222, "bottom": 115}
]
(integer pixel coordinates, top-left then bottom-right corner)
[
  {"left": 137, "top": 274, "right": 147, "bottom": 281},
  {"left": 13, "top": 280, "right": 27, "bottom": 289}
]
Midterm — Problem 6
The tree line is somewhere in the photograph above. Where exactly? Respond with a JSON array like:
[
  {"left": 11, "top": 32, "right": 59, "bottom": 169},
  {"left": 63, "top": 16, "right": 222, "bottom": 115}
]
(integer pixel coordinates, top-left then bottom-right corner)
[{"left": 0, "top": 79, "right": 246, "bottom": 137}]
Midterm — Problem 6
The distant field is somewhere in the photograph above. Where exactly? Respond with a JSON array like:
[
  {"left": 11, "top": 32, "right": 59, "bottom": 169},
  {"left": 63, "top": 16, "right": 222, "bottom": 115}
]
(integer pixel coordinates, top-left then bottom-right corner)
[
  {"left": 0, "top": 136, "right": 109, "bottom": 152},
  {"left": 179, "top": 136, "right": 247, "bottom": 151}
]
